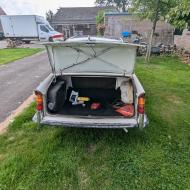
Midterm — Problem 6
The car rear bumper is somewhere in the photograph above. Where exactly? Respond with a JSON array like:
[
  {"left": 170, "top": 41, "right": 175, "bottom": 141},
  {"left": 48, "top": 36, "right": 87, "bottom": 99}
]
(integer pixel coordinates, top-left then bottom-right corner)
[{"left": 33, "top": 114, "right": 148, "bottom": 129}]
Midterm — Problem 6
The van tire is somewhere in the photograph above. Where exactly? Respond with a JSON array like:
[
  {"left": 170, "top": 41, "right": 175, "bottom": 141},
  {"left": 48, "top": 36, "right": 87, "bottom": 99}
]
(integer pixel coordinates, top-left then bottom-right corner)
[
  {"left": 49, "top": 37, "right": 53, "bottom": 42},
  {"left": 23, "top": 40, "right": 31, "bottom": 44}
]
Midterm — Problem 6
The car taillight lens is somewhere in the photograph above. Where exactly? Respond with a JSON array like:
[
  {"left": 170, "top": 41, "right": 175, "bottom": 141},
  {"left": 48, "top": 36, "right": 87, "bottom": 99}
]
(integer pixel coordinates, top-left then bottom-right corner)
[
  {"left": 35, "top": 92, "right": 43, "bottom": 111},
  {"left": 138, "top": 95, "right": 145, "bottom": 114}
]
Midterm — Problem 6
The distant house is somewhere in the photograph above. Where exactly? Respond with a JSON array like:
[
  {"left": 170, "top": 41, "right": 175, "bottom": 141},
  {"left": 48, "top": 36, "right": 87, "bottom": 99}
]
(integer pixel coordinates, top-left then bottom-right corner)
[
  {"left": 104, "top": 12, "right": 174, "bottom": 45},
  {"left": 50, "top": 7, "right": 115, "bottom": 38},
  {"left": 0, "top": 7, "right": 6, "bottom": 32}
]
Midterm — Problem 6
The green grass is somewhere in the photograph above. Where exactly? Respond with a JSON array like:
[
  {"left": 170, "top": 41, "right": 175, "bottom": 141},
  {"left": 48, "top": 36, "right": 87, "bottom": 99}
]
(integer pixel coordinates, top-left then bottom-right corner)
[
  {"left": 0, "top": 48, "right": 43, "bottom": 65},
  {"left": 0, "top": 56, "right": 190, "bottom": 190}
]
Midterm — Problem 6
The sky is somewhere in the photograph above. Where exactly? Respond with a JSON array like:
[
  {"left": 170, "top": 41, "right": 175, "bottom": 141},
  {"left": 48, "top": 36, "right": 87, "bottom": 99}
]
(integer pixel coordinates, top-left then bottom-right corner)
[{"left": 0, "top": 0, "right": 95, "bottom": 17}]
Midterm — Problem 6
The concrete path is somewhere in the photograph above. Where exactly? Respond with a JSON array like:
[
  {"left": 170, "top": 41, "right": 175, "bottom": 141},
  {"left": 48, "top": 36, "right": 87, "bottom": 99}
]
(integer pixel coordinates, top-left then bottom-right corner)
[{"left": 0, "top": 51, "right": 50, "bottom": 123}]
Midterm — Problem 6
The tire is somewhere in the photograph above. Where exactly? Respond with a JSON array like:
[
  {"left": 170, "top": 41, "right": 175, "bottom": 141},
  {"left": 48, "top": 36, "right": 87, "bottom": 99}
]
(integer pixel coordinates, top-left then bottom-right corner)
[
  {"left": 23, "top": 40, "right": 31, "bottom": 44},
  {"left": 49, "top": 37, "right": 53, "bottom": 42}
]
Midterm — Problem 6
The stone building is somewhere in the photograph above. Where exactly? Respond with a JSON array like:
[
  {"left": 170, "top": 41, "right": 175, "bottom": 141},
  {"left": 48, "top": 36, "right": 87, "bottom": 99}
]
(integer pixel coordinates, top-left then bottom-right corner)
[
  {"left": 174, "top": 29, "right": 190, "bottom": 50},
  {"left": 50, "top": 7, "right": 111, "bottom": 38},
  {"left": 104, "top": 12, "right": 174, "bottom": 45}
]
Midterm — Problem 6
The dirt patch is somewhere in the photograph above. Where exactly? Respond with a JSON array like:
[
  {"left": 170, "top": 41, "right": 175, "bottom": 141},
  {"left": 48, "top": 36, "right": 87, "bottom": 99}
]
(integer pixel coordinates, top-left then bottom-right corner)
[
  {"left": 86, "top": 143, "right": 97, "bottom": 154},
  {"left": 167, "top": 95, "right": 183, "bottom": 105},
  {"left": 179, "top": 57, "right": 190, "bottom": 66},
  {"left": 0, "top": 94, "right": 34, "bottom": 135},
  {"left": 0, "top": 154, "right": 5, "bottom": 161},
  {"left": 175, "top": 50, "right": 190, "bottom": 66},
  {"left": 78, "top": 167, "right": 89, "bottom": 187}
]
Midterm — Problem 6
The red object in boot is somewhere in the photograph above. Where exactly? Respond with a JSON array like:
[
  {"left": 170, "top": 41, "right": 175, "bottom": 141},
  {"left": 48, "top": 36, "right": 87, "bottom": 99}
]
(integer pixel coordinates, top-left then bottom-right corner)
[
  {"left": 115, "top": 104, "right": 134, "bottom": 117},
  {"left": 91, "top": 103, "right": 101, "bottom": 110}
]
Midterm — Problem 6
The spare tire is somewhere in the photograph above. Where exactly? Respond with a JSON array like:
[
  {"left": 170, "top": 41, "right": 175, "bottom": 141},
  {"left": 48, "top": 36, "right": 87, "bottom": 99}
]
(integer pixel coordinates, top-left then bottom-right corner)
[{"left": 47, "top": 81, "right": 66, "bottom": 113}]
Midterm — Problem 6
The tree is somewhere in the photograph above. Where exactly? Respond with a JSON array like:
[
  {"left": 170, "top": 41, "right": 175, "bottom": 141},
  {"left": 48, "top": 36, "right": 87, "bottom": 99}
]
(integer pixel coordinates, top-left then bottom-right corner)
[
  {"left": 132, "top": 0, "right": 176, "bottom": 62},
  {"left": 144, "top": 0, "right": 161, "bottom": 62},
  {"left": 96, "top": 10, "right": 105, "bottom": 24},
  {"left": 167, "top": 0, "right": 190, "bottom": 29},
  {"left": 96, "top": 10, "right": 105, "bottom": 36},
  {"left": 95, "top": 0, "right": 131, "bottom": 12},
  {"left": 46, "top": 10, "right": 54, "bottom": 22}
]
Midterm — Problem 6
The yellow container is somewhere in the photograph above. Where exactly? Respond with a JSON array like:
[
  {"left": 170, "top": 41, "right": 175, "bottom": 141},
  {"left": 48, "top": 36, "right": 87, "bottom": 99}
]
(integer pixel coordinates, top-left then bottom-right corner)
[{"left": 77, "top": 97, "right": 90, "bottom": 102}]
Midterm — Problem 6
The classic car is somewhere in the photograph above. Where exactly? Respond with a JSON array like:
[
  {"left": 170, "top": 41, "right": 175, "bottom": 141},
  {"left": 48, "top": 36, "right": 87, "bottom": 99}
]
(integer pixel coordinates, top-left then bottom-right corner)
[{"left": 33, "top": 36, "right": 148, "bottom": 131}]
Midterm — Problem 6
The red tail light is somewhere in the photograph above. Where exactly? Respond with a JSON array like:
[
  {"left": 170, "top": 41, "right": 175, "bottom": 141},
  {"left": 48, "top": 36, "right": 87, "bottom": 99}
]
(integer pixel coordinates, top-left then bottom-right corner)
[
  {"left": 138, "top": 94, "right": 145, "bottom": 114},
  {"left": 35, "top": 91, "right": 43, "bottom": 111}
]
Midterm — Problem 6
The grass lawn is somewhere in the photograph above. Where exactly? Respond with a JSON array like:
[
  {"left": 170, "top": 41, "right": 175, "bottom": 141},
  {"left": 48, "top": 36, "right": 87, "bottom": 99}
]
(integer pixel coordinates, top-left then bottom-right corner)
[
  {"left": 0, "top": 48, "right": 43, "bottom": 65},
  {"left": 0, "top": 56, "right": 190, "bottom": 190}
]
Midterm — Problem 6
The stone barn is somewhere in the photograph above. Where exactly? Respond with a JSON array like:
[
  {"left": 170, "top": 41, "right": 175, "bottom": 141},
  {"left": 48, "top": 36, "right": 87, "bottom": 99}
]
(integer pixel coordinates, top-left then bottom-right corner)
[
  {"left": 50, "top": 7, "right": 111, "bottom": 38},
  {"left": 174, "top": 29, "right": 190, "bottom": 50},
  {"left": 104, "top": 13, "right": 174, "bottom": 45}
]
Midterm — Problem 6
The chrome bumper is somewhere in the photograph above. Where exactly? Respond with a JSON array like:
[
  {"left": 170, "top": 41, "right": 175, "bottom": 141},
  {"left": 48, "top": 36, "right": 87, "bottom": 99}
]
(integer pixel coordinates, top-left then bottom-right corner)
[{"left": 33, "top": 114, "right": 148, "bottom": 129}]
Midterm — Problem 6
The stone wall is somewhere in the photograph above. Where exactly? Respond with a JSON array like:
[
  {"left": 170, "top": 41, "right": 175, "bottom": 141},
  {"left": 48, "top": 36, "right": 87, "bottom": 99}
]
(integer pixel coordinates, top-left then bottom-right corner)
[
  {"left": 52, "top": 24, "right": 97, "bottom": 38},
  {"left": 105, "top": 14, "right": 174, "bottom": 45},
  {"left": 174, "top": 29, "right": 190, "bottom": 50}
]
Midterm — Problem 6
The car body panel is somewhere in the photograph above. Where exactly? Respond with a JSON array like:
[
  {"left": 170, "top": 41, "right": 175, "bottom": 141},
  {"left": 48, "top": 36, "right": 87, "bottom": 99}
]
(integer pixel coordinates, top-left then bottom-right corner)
[
  {"left": 34, "top": 37, "right": 148, "bottom": 129},
  {"left": 34, "top": 73, "right": 148, "bottom": 129},
  {"left": 33, "top": 112, "right": 148, "bottom": 128},
  {"left": 44, "top": 37, "right": 141, "bottom": 76}
]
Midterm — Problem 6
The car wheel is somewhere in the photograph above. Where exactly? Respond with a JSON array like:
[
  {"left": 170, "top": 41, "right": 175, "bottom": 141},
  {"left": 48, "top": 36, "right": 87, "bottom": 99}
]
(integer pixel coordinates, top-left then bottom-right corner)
[
  {"left": 49, "top": 37, "right": 53, "bottom": 42},
  {"left": 23, "top": 40, "right": 31, "bottom": 44}
]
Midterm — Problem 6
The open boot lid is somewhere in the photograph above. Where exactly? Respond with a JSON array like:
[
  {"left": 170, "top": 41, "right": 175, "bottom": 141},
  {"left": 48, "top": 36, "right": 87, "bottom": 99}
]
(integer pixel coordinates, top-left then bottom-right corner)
[{"left": 44, "top": 36, "right": 142, "bottom": 76}]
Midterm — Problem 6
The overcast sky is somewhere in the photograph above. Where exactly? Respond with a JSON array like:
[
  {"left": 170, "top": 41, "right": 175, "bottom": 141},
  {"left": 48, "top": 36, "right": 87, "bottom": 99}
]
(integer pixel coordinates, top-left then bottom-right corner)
[{"left": 0, "top": 0, "right": 95, "bottom": 16}]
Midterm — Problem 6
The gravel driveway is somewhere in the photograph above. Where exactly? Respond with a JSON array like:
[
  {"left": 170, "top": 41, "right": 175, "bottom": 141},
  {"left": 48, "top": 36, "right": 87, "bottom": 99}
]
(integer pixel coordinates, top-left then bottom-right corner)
[{"left": 0, "top": 40, "right": 45, "bottom": 49}]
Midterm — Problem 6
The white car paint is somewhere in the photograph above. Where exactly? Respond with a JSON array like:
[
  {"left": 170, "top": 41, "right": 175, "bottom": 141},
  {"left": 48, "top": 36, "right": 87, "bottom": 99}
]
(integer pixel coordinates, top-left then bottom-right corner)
[
  {"left": 44, "top": 36, "right": 142, "bottom": 76},
  {"left": 34, "top": 37, "right": 148, "bottom": 129}
]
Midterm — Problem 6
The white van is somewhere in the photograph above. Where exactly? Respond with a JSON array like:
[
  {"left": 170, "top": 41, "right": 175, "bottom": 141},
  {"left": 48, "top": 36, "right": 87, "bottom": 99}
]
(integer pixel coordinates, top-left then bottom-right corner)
[{"left": 0, "top": 15, "right": 64, "bottom": 43}]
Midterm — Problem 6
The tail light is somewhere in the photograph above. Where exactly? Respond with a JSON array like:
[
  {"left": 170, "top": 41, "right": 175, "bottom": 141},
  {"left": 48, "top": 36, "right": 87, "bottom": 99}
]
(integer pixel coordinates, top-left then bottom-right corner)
[
  {"left": 138, "top": 94, "right": 145, "bottom": 114},
  {"left": 35, "top": 91, "right": 43, "bottom": 111}
]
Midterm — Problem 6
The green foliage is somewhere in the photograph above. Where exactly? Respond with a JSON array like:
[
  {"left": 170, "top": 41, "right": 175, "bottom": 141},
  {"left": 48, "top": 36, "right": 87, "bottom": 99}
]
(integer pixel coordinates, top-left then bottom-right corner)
[
  {"left": 96, "top": 10, "right": 106, "bottom": 36},
  {"left": 132, "top": 0, "right": 190, "bottom": 29},
  {"left": 96, "top": 10, "right": 105, "bottom": 25},
  {"left": 167, "top": 0, "right": 190, "bottom": 29},
  {"left": 131, "top": 0, "right": 176, "bottom": 21},
  {"left": 0, "top": 48, "right": 43, "bottom": 65},
  {"left": 95, "top": 0, "right": 130, "bottom": 12},
  {"left": 1, "top": 56, "right": 190, "bottom": 189},
  {"left": 131, "top": 0, "right": 177, "bottom": 62}
]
